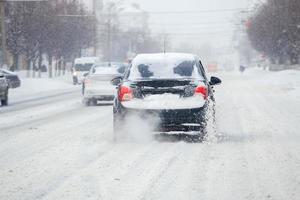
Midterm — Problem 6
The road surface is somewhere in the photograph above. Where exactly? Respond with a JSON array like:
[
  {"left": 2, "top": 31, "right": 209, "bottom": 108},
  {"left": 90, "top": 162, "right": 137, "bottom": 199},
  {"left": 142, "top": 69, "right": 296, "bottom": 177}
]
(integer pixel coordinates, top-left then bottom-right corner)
[{"left": 0, "top": 70, "right": 300, "bottom": 200}]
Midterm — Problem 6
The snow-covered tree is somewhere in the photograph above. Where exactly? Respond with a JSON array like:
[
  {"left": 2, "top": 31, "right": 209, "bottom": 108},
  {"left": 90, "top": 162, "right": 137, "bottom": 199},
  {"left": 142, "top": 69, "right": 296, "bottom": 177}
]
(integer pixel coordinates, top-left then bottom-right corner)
[{"left": 247, "top": 0, "right": 300, "bottom": 65}]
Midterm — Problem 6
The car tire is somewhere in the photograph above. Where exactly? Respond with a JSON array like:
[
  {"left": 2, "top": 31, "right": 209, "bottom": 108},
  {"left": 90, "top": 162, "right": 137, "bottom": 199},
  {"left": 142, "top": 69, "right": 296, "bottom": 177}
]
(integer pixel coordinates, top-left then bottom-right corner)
[
  {"left": 90, "top": 99, "right": 97, "bottom": 106},
  {"left": 84, "top": 98, "right": 97, "bottom": 106},
  {"left": 82, "top": 84, "right": 85, "bottom": 95},
  {"left": 187, "top": 134, "right": 205, "bottom": 143},
  {"left": 113, "top": 114, "right": 123, "bottom": 142},
  {"left": 1, "top": 90, "right": 8, "bottom": 106},
  {"left": 84, "top": 98, "right": 91, "bottom": 106},
  {"left": 73, "top": 77, "right": 78, "bottom": 85}
]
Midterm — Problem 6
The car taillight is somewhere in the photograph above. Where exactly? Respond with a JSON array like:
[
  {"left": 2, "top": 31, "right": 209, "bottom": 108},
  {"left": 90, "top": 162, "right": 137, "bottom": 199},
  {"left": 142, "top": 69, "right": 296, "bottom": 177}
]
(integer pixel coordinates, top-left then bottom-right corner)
[
  {"left": 119, "top": 86, "right": 133, "bottom": 101},
  {"left": 84, "top": 79, "right": 91, "bottom": 84},
  {"left": 194, "top": 85, "right": 208, "bottom": 99}
]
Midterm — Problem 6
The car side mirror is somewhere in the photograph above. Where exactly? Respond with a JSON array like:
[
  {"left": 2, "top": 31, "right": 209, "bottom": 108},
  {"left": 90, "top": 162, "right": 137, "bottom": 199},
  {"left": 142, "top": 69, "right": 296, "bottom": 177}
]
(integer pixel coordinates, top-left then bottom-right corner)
[
  {"left": 83, "top": 72, "right": 89, "bottom": 77},
  {"left": 111, "top": 76, "right": 123, "bottom": 86},
  {"left": 210, "top": 76, "right": 222, "bottom": 86},
  {"left": 0, "top": 73, "right": 4, "bottom": 78}
]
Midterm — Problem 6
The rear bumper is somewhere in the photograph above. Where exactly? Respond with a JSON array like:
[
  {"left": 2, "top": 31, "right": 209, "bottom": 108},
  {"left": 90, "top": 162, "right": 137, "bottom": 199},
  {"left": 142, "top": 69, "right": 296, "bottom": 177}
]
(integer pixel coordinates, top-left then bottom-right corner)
[
  {"left": 84, "top": 87, "right": 115, "bottom": 100},
  {"left": 84, "top": 95, "right": 114, "bottom": 101},
  {"left": 84, "top": 93, "right": 114, "bottom": 101},
  {"left": 115, "top": 104, "right": 207, "bottom": 132}
]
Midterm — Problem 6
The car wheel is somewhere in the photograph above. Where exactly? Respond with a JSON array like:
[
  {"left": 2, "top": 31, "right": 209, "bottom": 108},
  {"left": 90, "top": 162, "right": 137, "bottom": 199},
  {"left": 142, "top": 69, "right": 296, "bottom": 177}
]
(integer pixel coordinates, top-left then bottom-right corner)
[
  {"left": 82, "top": 84, "right": 85, "bottom": 95},
  {"left": 73, "top": 77, "right": 78, "bottom": 85},
  {"left": 84, "top": 98, "right": 91, "bottom": 106},
  {"left": 187, "top": 134, "right": 205, "bottom": 143},
  {"left": 1, "top": 90, "right": 8, "bottom": 106},
  {"left": 90, "top": 99, "right": 97, "bottom": 106},
  {"left": 113, "top": 114, "right": 123, "bottom": 142}
]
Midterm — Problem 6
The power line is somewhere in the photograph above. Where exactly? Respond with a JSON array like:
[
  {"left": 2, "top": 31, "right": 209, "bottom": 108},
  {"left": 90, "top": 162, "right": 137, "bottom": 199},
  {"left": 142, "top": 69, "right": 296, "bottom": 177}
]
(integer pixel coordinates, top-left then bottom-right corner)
[
  {"left": 100, "top": 8, "right": 250, "bottom": 16},
  {"left": 154, "top": 32, "right": 234, "bottom": 36},
  {"left": 149, "top": 21, "right": 235, "bottom": 26},
  {"left": 133, "top": 8, "right": 249, "bottom": 14}
]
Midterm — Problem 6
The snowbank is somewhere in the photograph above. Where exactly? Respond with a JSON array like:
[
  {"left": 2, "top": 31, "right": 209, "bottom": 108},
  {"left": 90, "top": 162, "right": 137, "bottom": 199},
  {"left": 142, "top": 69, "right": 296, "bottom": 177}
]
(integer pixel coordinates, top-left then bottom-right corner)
[
  {"left": 261, "top": 69, "right": 300, "bottom": 97},
  {"left": 9, "top": 71, "right": 78, "bottom": 102}
]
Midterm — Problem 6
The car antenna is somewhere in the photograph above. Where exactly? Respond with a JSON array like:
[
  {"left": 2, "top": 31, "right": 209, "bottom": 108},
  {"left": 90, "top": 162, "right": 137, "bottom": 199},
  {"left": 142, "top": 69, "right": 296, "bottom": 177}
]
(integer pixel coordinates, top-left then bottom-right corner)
[{"left": 163, "top": 36, "right": 166, "bottom": 54}]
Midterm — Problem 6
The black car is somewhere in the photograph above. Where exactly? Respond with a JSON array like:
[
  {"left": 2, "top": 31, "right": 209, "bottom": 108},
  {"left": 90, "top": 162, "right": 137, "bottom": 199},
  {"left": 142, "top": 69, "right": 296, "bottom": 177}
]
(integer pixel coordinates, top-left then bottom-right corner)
[
  {"left": 0, "top": 73, "right": 9, "bottom": 106},
  {"left": 0, "top": 69, "right": 21, "bottom": 89},
  {"left": 112, "top": 53, "right": 221, "bottom": 142}
]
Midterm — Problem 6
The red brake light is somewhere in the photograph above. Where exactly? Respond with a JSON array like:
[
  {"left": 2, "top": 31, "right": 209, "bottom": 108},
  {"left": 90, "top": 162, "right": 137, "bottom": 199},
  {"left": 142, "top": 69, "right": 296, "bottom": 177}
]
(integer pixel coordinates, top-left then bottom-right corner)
[
  {"left": 194, "top": 85, "right": 208, "bottom": 99},
  {"left": 119, "top": 86, "right": 133, "bottom": 101},
  {"left": 84, "top": 79, "right": 91, "bottom": 84}
]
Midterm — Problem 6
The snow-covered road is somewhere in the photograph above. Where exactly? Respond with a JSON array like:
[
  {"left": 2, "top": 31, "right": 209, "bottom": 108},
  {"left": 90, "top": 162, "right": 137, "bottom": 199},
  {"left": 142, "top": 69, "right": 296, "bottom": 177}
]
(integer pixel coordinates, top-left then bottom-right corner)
[{"left": 1, "top": 70, "right": 300, "bottom": 200}]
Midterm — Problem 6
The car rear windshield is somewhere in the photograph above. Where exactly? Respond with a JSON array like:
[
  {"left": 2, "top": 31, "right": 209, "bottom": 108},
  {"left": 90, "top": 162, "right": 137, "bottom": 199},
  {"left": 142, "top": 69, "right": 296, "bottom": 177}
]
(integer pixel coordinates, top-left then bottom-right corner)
[
  {"left": 74, "top": 63, "right": 94, "bottom": 71},
  {"left": 128, "top": 56, "right": 204, "bottom": 80},
  {"left": 92, "top": 65, "right": 125, "bottom": 75}
]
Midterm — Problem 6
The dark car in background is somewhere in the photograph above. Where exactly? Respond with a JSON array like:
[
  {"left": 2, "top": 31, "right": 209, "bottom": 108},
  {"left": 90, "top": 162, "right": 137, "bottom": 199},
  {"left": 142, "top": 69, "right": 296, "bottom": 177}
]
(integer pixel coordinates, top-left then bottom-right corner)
[
  {"left": 0, "top": 69, "right": 21, "bottom": 89},
  {"left": 0, "top": 73, "right": 9, "bottom": 106},
  {"left": 112, "top": 53, "right": 221, "bottom": 142}
]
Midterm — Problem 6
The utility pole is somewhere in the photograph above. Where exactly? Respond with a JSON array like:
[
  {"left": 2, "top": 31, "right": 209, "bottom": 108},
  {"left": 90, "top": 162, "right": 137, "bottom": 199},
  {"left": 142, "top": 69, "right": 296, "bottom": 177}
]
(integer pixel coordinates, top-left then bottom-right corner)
[
  {"left": 107, "top": 9, "right": 111, "bottom": 63},
  {"left": 163, "top": 33, "right": 168, "bottom": 53},
  {"left": 163, "top": 35, "right": 166, "bottom": 53},
  {"left": 92, "top": 0, "right": 97, "bottom": 56},
  {"left": 0, "top": 1, "right": 7, "bottom": 68}
]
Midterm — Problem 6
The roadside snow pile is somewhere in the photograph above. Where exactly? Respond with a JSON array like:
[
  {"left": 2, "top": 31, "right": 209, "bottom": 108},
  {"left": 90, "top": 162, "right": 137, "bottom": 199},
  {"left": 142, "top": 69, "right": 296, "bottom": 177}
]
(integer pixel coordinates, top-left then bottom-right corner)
[
  {"left": 239, "top": 68, "right": 300, "bottom": 97},
  {"left": 263, "top": 70, "right": 300, "bottom": 96},
  {"left": 9, "top": 75, "right": 77, "bottom": 102}
]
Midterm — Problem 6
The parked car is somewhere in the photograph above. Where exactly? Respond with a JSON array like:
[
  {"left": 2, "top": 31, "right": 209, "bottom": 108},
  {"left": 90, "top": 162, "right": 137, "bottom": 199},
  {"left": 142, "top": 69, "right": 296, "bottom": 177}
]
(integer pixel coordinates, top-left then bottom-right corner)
[
  {"left": 0, "top": 73, "right": 9, "bottom": 106},
  {"left": 0, "top": 68, "right": 21, "bottom": 88},
  {"left": 82, "top": 62, "right": 128, "bottom": 106},
  {"left": 72, "top": 57, "right": 100, "bottom": 85},
  {"left": 112, "top": 53, "right": 222, "bottom": 142}
]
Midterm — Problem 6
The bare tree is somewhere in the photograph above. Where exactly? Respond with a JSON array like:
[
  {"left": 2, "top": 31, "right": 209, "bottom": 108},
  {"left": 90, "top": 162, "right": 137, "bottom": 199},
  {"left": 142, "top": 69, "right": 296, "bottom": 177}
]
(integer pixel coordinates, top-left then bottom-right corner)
[{"left": 247, "top": 0, "right": 300, "bottom": 65}]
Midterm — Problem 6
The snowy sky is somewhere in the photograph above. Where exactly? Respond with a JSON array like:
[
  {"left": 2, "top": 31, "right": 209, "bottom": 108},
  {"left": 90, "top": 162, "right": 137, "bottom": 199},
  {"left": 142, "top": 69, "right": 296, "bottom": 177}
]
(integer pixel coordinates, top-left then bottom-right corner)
[
  {"left": 87, "top": 0, "right": 258, "bottom": 49},
  {"left": 130, "top": 0, "right": 256, "bottom": 48}
]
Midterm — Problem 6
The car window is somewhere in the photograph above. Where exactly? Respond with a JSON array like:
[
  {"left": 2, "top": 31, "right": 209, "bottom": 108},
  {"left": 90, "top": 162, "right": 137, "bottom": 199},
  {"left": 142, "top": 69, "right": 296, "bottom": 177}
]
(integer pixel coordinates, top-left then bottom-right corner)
[
  {"left": 92, "top": 63, "right": 128, "bottom": 74},
  {"left": 74, "top": 63, "right": 94, "bottom": 71},
  {"left": 91, "top": 66, "right": 122, "bottom": 75},
  {"left": 128, "top": 57, "right": 204, "bottom": 80}
]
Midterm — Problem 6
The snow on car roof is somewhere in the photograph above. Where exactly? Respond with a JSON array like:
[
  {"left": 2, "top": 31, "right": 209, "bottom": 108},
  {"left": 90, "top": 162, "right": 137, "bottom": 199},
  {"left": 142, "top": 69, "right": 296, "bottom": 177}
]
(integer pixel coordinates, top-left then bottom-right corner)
[
  {"left": 93, "top": 66, "right": 119, "bottom": 75},
  {"left": 134, "top": 53, "right": 196, "bottom": 63},
  {"left": 0, "top": 68, "right": 17, "bottom": 75},
  {"left": 129, "top": 53, "right": 202, "bottom": 80},
  {"left": 74, "top": 57, "right": 100, "bottom": 64}
]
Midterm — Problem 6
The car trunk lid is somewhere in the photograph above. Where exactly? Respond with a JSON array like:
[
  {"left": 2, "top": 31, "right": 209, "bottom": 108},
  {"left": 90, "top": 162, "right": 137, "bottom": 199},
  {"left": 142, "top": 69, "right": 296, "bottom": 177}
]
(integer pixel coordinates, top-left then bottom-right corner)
[
  {"left": 121, "top": 79, "right": 206, "bottom": 110},
  {"left": 132, "top": 79, "right": 196, "bottom": 98}
]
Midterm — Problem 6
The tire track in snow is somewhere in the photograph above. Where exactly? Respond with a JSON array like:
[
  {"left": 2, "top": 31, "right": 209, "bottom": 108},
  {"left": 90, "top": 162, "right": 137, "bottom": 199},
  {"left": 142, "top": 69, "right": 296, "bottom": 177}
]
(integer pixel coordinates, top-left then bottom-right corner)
[
  {"left": 40, "top": 142, "right": 173, "bottom": 200},
  {"left": 0, "top": 106, "right": 112, "bottom": 166},
  {"left": 0, "top": 106, "right": 114, "bottom": 200},
  {"left": 0, "top": 89, "right": 79, "bottom": 114},
  {"left": 141, "top": 143, "right": 213, "bottom": 200}
]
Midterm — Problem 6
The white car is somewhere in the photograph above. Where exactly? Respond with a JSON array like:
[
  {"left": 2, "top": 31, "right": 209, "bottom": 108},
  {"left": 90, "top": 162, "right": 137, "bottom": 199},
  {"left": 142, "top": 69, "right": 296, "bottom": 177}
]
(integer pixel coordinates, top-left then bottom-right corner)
[
  {"left": 82, "top": 62, "right": 127, "bottom": 106},
  {"left": 72, "top": 57, "right": 100, "bottom": 85}
]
